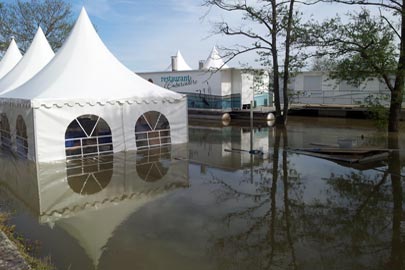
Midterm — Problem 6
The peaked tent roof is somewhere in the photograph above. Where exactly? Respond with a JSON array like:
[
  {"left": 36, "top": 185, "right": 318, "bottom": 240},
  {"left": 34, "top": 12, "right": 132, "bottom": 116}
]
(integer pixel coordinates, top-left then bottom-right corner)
[
  {"left": 0, "top": 8, "right": 183, "bottom": 107},
  {"left": 174, "top": 50, "right": 192, "bottom": 71},
  {"left": 0, "top": 38, "right": 22, "bottom": 80},
  {"left": 165, "top": 50, "right": 192, "bottom": 71},
  {"left": 202, "top": 46, "right": 229, "bottom": 70},
  {"left": 0, "top": 27, "right": 54, "bottom": 95}
]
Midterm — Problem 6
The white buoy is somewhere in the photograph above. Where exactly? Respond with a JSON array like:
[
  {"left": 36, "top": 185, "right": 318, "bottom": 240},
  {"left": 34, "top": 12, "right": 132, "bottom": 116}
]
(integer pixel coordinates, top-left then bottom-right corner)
[
  {"left": 222, "top": 112, "right": 231, "bottom": 121},
  {"left": 267, "top": 120, "right": 275, "bottom": 127},
  {"left": 222, "top": 113, "right": 231, "bottom": 126},
  {"left": 267, "top": 113, "right": 275, "bottom": 121}
]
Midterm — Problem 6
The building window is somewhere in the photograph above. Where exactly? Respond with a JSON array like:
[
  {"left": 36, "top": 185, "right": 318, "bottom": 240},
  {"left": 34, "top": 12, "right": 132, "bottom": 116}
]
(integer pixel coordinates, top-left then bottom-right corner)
[
  {"left": 0, "top": 113, "right": 11, "bottom": 150},
  {"left": 65, "top": 115, "right": 113, "bottom": 159},
  {"left": 16, "top": 115, "right": 28, "bottom": 158},
  {"left": 135, "top": 111, "right": 171, "bottom": 149}
]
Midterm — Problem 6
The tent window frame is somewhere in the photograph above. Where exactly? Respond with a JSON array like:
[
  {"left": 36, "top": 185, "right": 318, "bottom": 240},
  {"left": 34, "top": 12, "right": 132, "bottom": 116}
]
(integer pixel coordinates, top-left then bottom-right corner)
[
  {"left": 0, "top": 113, "right": 12, "bottom": 150},
  {"left": 65, "top": 115, "right": 113, "bottom": 159},
  {"left": 16, "top": 115, "right": 28, "bottom": 158},
  {"left": 135, "top": 111, "right": 171, "bottom": 150}
]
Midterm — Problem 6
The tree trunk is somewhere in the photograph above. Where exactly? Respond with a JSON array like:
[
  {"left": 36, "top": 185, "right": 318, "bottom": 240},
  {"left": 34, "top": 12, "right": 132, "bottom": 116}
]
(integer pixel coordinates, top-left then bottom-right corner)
[
  {"left": 282, "top": 0, "right": 295, "bottom": 126},
  {"left": 387, "top": 133, "right": 403, "bottom": 269},
  {"left": 271, "top": 0, "right": 282, "bottom": 125},
  {"left": 388, "top": 5, "right": 405, "bottom": 132},
  {"left": 388, "top": 84, "right": 403, "bottom": 132}
]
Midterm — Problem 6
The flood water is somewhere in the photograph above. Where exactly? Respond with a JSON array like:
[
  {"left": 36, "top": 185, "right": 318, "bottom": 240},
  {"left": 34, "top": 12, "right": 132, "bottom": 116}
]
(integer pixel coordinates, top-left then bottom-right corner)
[{"left": 0, "top": 116, "right": 405, "bottom": 270}]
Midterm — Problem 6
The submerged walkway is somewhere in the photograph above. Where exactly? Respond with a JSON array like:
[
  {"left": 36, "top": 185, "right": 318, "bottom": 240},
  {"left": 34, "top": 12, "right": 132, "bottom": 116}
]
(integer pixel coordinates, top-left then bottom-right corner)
[
  {"left": 0, "top": 231, "right": 31, "bottom": 270},
  {"left": 0, "top": 230, "right": 30, "bottom": 270}
]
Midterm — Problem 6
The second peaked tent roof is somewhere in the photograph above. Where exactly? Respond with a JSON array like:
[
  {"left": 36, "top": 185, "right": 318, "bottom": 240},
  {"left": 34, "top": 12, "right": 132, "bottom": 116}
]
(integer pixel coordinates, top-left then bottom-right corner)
[
  {"left": 1, "top": 8, "right": 183, "bottom": 106},
  {"left": 0, "top": 38, "right": 22, "bottom": 80},
  {"left": 0, "top": 27, "right": 54, "bottom": 95},
  {"left": 202, "top": 46, "right": 229, "bottom": 70}
]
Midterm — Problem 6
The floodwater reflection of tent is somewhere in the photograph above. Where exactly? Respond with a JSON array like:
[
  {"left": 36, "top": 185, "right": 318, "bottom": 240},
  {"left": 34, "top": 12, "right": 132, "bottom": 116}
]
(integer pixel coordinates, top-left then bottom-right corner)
[
  {"left": 0, "top": 8, "right": 188, "bottom": 162},
  {"left": 0, "top": 145, "right": 189, "bottom": 269}
]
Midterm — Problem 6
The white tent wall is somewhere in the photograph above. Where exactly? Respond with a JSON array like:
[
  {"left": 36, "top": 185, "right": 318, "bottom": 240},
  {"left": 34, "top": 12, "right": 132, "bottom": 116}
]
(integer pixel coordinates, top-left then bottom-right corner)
[
  {"left": 0, "top": 103, "right": 36, "bottom": 160},
  {"left": 33, "top": 98, "right": 188, "bottom": 163},
  {"left": 122, "top": 98, "right": 188, "bottom": 151},
  {"left": 34, "top": 104, "right": 125, "bottom": 162}
]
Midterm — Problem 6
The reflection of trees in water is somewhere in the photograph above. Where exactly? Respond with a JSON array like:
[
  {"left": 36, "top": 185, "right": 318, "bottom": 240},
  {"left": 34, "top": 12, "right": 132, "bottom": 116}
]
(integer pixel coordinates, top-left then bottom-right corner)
[
  {"left": 208, "top": 128, "right": 303, "bottom": 270},
  {"left": 303, "top": 134, "right": 404, "bottom": 269},
  {"left": 208, "top": 128, "right": 404, "bottom": 269}
]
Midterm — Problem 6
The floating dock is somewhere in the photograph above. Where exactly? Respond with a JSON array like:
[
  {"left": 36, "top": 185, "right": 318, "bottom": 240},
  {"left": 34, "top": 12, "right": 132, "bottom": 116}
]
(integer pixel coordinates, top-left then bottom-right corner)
[{"left": 188, "top": 104, "right": 405, "bottom": 122}]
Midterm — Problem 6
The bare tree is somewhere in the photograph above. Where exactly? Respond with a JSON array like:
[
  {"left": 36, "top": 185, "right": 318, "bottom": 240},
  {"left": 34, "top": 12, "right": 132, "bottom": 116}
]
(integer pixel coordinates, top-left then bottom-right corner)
[{"left": 203, "top": 0, "right": 311, "bottom": 126}]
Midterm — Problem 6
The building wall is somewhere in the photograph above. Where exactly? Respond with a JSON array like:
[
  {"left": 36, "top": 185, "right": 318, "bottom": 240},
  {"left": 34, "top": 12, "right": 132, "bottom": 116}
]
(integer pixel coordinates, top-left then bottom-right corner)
[
  {"left": 138, "top": 69, "right": 270, "bottom": 110},
  {"left": 290, "top": 72, "right": 393, "bottom": 106}
]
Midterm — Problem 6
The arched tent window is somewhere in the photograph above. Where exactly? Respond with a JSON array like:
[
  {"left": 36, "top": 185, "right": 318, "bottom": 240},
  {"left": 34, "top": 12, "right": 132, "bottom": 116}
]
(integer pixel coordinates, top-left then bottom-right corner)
[
  {"left": 0, "top": 113, "right": 11, "bottom": 150},
  {"left": 135, "top": 111, "right": 171, "bottom": 149},
  {"left": 136, "top": 146, "right": 171, "bottom": 182},
  {"left": 65, "top": 115, "right": 113, "bottom": 159},
  {"left": 16, "top": 115, "right": 28, "bottom": 158},
  {"left": 67, "top": 155, "right": 113, "bottom": 195}
]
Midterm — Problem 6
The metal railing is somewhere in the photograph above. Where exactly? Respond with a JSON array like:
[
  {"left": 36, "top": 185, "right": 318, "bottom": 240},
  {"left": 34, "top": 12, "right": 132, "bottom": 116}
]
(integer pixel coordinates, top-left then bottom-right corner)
[
  {"left": 15, "top": 135, "right": 28, "bottom": 158},
  {"left": 65, "top": 134, "right": 113, "bottom": 159},
  {"left": 288, "top": 91, "right": 400, "bottom": 106},
  {"left": 0, "top": 129, "right": 12, "bottom": 150},
  {"left": 135, "top": 129, "right": 171, "bottom": 149}
]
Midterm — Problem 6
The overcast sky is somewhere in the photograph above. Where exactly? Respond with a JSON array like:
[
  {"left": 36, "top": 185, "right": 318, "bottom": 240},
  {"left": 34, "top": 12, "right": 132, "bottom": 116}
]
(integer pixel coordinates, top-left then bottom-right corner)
[{"left": 61, "top": 1, "right": 375, "bottom": 72}]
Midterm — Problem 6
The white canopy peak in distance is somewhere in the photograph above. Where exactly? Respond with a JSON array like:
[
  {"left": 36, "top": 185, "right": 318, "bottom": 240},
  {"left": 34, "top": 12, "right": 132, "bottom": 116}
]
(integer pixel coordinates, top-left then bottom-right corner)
[
  {"left": 0, "top": 27, "right": 54, "bottom": 95},
  {"left": 174, "top": 50, "right": 192, "bottom": 71},
  {"left": 202, "top": 46, "right": 229, "bottom": 70},
  {"left": 0, "top": 38, "right": 23, "bottom": 80}
]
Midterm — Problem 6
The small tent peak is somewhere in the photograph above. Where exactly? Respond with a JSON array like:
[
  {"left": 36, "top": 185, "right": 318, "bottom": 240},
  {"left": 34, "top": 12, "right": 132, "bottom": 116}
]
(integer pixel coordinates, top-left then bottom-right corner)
[
  {"left": 0, "top": 24, "right": 54, "bottom": 95},
  {"left": 36, "top": 26, "right": 44, "bottom": 35},
  {"left": 77, "top": 7, "right": 92, "bottom": 25},
  {"left": 33, "top": 26, "right": 48, "bottom": 42},
  {"left": 202, "top": 45, "right": 229, "bottom": 70},
  {"left": 0, "top": 38, "right": 22, "bottom": 79},
  {"left": 171, "top": 49, "right": 192, "bottom": 71}
]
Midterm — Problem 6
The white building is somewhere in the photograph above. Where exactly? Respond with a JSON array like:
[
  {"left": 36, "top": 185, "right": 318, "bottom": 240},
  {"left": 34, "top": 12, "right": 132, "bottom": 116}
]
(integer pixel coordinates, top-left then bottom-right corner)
[
  {"left": 138, "top": 45, "right": 272, "bottom": 110},
  {"left": 288, "top": 71, "right": 394, "bottom": 106}
]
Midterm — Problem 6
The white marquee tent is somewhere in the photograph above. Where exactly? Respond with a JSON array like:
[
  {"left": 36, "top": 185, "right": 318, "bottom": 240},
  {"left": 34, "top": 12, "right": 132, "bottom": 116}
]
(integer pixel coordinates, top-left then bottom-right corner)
[
  {"left": 0, "top": 8, "right": 188, "bottom": 162},
  {"left": 165, "top": 50, "right": 192, "bottom": 71},
  {"left": 173, "top": 50, "right": 192, "bottom": 71},
  {"left": 0, "top": 27, "right": 54, "bottom": 95},
  {"left": 202, "top": 46, "right": 229, "bottom": 70},
  {"left": 0, "top": 38, "right": 22, "bottom": 79}
]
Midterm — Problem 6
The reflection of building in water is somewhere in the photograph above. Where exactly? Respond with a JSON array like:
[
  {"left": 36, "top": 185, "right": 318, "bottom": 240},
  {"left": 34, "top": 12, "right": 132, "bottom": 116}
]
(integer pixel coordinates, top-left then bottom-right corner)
[
  {"left": 189, "top": 125, "right": 270, "bottom": 170},
  {"left": 0, "top": 145, "right": 188, "bottom": 269}
]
